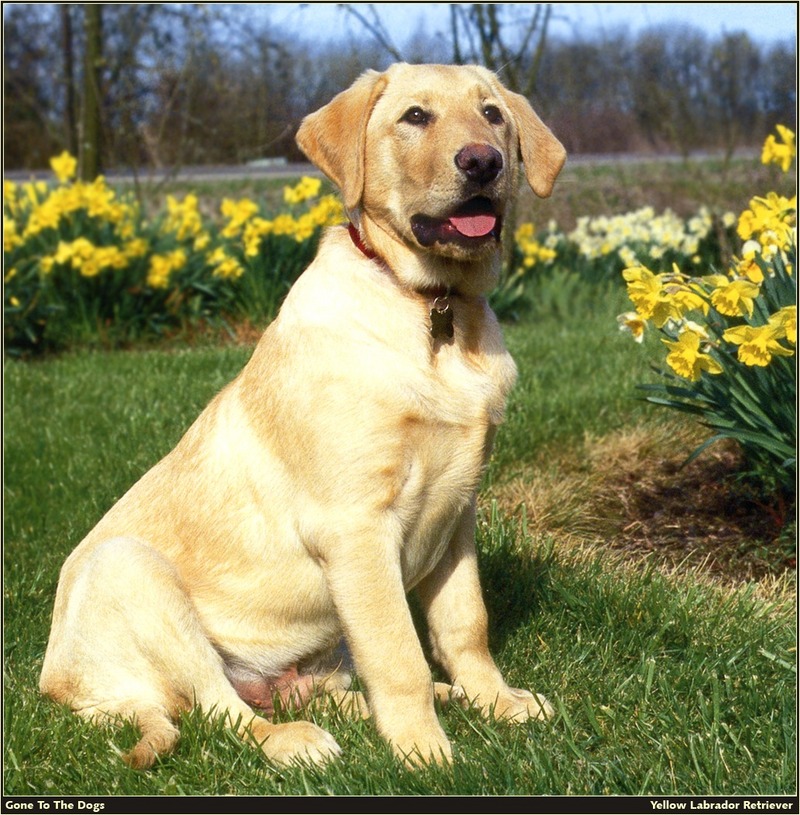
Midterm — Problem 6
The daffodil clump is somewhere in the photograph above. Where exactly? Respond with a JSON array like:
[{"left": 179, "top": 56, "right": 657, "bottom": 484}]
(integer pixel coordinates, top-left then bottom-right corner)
[
  {"left": 509, "top": 202, "right": 735, "bottom": 322},
  {"left": 514, "top": 222, "right": 559, "bottom": 269},
  {"left": 513, "top": 200, "right": 736, "bottom": 293},
  {"left": 572, "top": 205, "right": 733, "bottom": 269},
  {"left": 4, "top": 152, "right": 155, "bottom": 350},
  {"left": 619, "top": 126, "right": 796, "bottom": 491},
  {"left": 204, "top": 178, "right": 344, "bottom": 320},
  {"left": 507, "top": 182, "right": 741, "bottom": 333},
  {"left": 4, "top": 158, "right": 343, "bottom": 353}
]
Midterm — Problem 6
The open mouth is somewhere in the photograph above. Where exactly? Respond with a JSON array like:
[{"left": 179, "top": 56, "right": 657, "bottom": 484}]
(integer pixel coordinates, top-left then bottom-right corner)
[{"left": 410, "top": 197, "right": 502, "bottom": 248}]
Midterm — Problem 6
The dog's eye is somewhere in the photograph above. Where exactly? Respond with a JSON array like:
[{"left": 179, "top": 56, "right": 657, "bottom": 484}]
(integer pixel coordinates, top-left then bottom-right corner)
[
  {"left": 401, "top": 107, "right": 432, "bottom": 126},
  {"left": 483, "top": 105, "right": 504, "bottom": 125}
]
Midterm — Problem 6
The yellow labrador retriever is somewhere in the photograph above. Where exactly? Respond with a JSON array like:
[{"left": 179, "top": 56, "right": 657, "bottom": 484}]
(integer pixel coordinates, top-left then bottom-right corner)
[{"left": 40, "top": 63, "right": 566, "bottom": 769}]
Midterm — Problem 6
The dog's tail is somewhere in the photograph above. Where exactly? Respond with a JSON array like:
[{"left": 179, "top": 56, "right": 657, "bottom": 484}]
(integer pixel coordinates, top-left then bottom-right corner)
[{"left": 123, "top": 707, "right": 181, "bottom": 769}]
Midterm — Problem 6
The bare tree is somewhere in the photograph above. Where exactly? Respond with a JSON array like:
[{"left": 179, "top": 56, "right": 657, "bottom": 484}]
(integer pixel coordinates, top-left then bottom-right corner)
[
  {"left": 449, "top": 3, "right": 552, "bottom": 97},
  {"left": 339, "top": 3, "right": 553, "bottom": 99},
  {"left": 79, "top": 4, "right": 103, "bottom": 180},
  {"left": 2, "top": 6, "right": 795, "bottom": 170},
  {"left": 60, "top": 6, "right": 78, "bottom": 157},
  {"left": 337, "top": 3, "right": 404, "bottom": 61},
  {"left": 3, "top": 5, "right": 63, "bottom": 167},
  {"left": 708, "top": 33, "right": 763, "bottom": 161}
]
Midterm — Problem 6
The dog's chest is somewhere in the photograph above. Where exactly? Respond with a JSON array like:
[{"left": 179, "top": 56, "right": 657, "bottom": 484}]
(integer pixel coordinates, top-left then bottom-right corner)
[{"left": 393, "top": 344, "right": 515, "bottom": 586}]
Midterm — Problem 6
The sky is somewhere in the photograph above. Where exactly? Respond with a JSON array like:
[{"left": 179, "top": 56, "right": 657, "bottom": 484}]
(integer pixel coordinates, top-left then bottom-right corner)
[{"left": 268, "top": 2, "right": 798, "bottom": 45}]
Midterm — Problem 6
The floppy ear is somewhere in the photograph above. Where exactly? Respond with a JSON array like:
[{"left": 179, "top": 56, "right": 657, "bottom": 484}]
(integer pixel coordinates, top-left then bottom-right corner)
[
  {"left": 500, "top": 88, "right": 566, "bottom": 198},
  {"left": 296, "top": 70, "right": 388, "bottom": 212}
]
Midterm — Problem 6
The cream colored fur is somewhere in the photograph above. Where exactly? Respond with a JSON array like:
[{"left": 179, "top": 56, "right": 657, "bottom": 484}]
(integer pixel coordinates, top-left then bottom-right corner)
[{"left": 40, "top": 63, "right": 566, "bottom": 769}]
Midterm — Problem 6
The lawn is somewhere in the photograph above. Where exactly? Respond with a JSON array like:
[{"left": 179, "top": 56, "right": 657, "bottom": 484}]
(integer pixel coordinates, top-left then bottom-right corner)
[
  {"left": 3, "top": 291, "right": 795, "bottom": 799},
  {"left": 3, "top": 156, "right": 796, "bottom": 800}
]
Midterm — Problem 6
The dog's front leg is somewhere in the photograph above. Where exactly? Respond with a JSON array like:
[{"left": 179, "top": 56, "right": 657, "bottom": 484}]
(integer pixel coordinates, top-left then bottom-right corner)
[
  {"left": 416, "top": 501, "right": 554, "bottom": 724},
  {"left": 320, "top": 519, "right": 452, "bottom": 766}
]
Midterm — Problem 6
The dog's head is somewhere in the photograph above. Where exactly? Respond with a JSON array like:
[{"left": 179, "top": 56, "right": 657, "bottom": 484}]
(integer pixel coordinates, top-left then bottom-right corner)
[{"left": 296, "top": 63, "right": 566, "bottom": 295}]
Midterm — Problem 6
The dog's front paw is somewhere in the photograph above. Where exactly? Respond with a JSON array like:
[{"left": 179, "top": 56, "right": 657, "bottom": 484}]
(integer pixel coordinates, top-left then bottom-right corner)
[
  {"left": 490, "top": 687, "right": 554, "bottom": 723},
  {"left": 391, "top": 723, "right": 453, "bottom": 768},
  {"left": 251, "top": 719, "right": 342, "bottom": 767}
]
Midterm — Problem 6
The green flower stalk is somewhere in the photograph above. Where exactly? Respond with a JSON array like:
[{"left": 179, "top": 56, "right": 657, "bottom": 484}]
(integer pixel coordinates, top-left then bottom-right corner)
[{"left": 619, "top": 126, "right": 797, "bottom": 493}]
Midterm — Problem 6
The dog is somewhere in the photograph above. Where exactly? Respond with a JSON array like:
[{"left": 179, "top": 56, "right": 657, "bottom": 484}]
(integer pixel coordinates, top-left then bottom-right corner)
[{"left": 39, "top": 63, "right": 566, "bottom": 769}]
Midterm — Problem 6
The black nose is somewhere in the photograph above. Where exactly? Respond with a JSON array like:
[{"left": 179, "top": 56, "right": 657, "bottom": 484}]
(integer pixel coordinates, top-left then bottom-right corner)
[{"left": 455, "top": 144, "right": 503, "bottom": 185}]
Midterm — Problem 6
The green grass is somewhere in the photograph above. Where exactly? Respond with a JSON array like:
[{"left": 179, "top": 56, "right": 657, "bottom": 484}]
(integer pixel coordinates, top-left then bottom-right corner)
[
  {"left": 517, "top": 154, "right": 797, "bottom": 230},
  {"left": 490, "top": 279, "right": 662, "bottom": 482},
  {"left": 3, "top": 279, "right": 795, "bottom": 796}
]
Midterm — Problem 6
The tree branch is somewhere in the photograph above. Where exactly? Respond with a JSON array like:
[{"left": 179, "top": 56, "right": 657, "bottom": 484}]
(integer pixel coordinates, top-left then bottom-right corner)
[{"left": 337, "top": 3, "right": 403, "bottom": 62}]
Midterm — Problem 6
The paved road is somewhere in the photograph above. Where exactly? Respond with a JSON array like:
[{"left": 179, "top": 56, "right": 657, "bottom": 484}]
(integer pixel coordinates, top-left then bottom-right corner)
[
  {"left": 3, "top": 161, "right": 322, "bottom": 184},
  {"left": 5, "top": 150, "right": 758, "bottom": 185}
]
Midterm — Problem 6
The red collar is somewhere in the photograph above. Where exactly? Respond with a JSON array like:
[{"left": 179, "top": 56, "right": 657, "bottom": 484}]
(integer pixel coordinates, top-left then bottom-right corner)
[
  {"left": 346, "top": 223, "right": 452, "bottom": 300},
  {"left": 347, "top": 222, "right": 378, "bottom": 261}
]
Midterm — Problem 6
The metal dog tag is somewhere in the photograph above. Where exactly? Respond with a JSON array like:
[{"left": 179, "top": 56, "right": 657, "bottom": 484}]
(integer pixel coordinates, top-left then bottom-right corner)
[{"left": 430, "top": 296, "right": 454, "bottom": 340}]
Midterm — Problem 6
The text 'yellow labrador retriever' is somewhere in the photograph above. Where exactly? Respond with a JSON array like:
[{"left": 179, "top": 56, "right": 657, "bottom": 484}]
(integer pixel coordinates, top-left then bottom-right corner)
[{"left": 40, "top": 63, "right": 566, "bottom": 769}]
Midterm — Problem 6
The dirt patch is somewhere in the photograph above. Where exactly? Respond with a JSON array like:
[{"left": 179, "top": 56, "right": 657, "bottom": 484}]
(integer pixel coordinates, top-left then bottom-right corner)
[
  {"left": 494, "top": 423, "right": 796, "bottom": 586},
  {"left": 591, "top": 440, "right": 794, "bottom": 583}
]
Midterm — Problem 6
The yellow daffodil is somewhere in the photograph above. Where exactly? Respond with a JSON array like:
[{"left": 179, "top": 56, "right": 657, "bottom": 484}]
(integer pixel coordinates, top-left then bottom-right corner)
[
  {"left": 20, "top": 176, "right": 137, "bottom": 241},
  {"left": 50, "top": 151, "right": 77, "bottom": 183},
  {"left": 164, "top": 194, "right": 204, "bottom": 241},
  {"left": 769, "top": 306, "right": 796, "bottom": 345},
  {"left": 123, "top": 238, "right": 149, "bottom": 259},
  {"left": 731, "top": 240, "right": 766, "bottom": 283},
  {"left": 4, "top": 181, "right": 23, "bottom": 221},
  {"left": 308, "top": 195, "right": 345, "bottom": 228},
  {"left": 147, "top": 249, "right": 186, "bottom": 289},
  {"left": 623, "top": 264, "right": 705, "bottom": 327},
  {"left": 283, "top": 176, "right": 322, "bottom": 205},
  {"left": 737, "top": 192, "right": 796, "bottom": 250},
  {"left": 662, "top": 328, "right": 723, "bottom": 381},
  {"left": 761, "top": 125, "right": 795, "bottom": 173},
  {"left": 723, "top": 323, "right": 794, "bottom": 366},
  {"left": 617, "top": 312, "right": 646, "bottom": 343},
  {"left": 3, "top": 217, "right": 22, "bottom": 252},
  {"left": 242, "top": 218, "right": 274, "bottom": 257},
  {"left": 709, "top": 277, "right": 761, "bottom": 317},
  {"left": 212, "top": 257, "right": 244, "bottom": 279},
  {"left": 220, "top": 198, "right": 260, "bottom": 238},
  {"left": 663, "top": 265, "right": 708, "bottom": 316},
  {"left": 193, "top": 232, "right": 211, "bottom": 251},
  {"left": 515, "top": 222, "right": 558, "bottom": 268},
  {"left": 623, "top": 265, "right": 673, "bottom": 326},
  {"left": 208, "top": 247, "right": 244, "bottom": 279},
  {"left": 49, "top": 237, "right": 129, "bottom": 277}
]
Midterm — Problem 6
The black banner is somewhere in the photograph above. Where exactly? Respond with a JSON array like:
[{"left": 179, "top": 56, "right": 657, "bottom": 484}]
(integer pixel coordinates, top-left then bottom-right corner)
[{"left": 2, "top": 796, "right": 799, "bottom": 814}]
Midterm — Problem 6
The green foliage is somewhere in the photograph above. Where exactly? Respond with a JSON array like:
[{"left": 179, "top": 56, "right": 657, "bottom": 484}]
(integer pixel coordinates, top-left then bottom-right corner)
[
  {"left": 618, "top": 130, "right": 796, "bottom": 495},
  {"left": 3, "top": 168, "right": 343, "bottom": 354},
  {"left": 639, "top": 247, "right": 796, "bottom": 493}
]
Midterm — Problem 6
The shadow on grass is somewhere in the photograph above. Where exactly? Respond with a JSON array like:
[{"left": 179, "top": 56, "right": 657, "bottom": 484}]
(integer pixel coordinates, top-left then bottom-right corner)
[
  {"left": 409, "top": 504, "right": 556, "bottom": 665},
  {"left": 475, "top": 506, "right": 556, "bottom": 652}
]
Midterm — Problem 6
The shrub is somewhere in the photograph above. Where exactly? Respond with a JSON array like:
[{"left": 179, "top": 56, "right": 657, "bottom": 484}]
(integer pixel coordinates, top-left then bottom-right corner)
[
  {"left": 3, "top": 158, "right": 344, "bottom": 354},
  {"left": 617, "top": 126, "right": 796, "bottom": 495}
]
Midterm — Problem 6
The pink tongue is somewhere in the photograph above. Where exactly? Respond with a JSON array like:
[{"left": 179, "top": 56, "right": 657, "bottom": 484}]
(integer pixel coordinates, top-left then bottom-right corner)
[{"left": 449, "top": 213, "right": 497, "bottom": 237}]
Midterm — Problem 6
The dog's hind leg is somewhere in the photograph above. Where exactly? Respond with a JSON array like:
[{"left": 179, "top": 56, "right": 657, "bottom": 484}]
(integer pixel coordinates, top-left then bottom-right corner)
[{"left": 41, "top": 537, "right": 341, "bottom": 768}]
